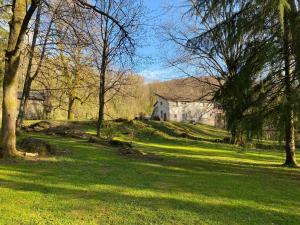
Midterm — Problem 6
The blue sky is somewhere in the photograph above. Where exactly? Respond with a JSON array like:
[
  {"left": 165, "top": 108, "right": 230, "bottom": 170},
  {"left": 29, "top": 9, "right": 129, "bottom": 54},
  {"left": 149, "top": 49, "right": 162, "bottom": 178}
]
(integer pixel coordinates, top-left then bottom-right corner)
[{"left": 136, "top": 0, "right": 187, "bottom": 81}]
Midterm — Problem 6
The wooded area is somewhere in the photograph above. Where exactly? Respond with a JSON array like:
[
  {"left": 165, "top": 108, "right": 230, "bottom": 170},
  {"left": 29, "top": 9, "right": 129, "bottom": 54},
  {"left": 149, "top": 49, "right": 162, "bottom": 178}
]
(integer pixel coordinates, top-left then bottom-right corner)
[
  {"left": 0, "top": 0, "right": 299, "bottom": 167},
  {"left": 0, "top": 0, "right": 300, "bottom": 224}
]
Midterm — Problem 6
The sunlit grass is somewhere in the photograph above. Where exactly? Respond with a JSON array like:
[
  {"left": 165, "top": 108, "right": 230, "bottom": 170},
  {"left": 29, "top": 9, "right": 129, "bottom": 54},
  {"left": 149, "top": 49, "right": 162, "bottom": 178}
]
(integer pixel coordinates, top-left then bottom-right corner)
[{"left": 0, "top": 121, "right": 299, "bottom": 224}]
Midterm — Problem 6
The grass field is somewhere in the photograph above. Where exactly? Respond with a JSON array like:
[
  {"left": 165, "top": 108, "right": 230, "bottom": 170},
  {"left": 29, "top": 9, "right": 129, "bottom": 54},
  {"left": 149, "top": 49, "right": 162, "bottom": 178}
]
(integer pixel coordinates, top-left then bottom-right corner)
[{"left": 0, "top": 120, "right": 299, "bottom": 224}]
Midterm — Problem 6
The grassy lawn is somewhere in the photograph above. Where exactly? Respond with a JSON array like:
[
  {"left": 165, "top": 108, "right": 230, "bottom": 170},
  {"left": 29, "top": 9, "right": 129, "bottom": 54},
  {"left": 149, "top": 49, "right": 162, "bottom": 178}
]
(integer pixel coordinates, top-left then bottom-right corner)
[{"left": 0, "top": 121, "right": 299, "bottom": 224}]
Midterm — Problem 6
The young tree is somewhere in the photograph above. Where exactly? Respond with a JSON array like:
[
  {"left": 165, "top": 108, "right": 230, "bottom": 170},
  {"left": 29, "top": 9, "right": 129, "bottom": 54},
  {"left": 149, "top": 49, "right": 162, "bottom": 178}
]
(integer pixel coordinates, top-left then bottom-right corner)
[
  {"left": 85, "top": 0, "right": 143, "bottom": 136},
  {"left": 16, "top": 1, "right": 61, "bottom": 128}
]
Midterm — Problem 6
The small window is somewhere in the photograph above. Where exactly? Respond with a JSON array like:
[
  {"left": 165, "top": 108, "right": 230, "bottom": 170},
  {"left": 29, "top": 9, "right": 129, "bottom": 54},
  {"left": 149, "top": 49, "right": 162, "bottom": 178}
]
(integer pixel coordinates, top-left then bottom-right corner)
[
  {"left": 161, "top": 111, "right": 163, "bottom": 118},
  {"left": 174, "top": 114, "right": 177, "bottom": 119},
  {"left": 160, "top": 102, "right": 163, "bottom": 106},
  {"left": 175, "top": 102, "right": 178, "bottom": 107}
]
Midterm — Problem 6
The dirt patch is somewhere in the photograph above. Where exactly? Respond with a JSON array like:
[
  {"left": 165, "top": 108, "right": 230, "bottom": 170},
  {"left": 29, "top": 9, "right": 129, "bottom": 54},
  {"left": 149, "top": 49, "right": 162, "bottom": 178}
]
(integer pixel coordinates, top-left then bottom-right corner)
[
  {"left": 23, "top": 121, "right": 89, "bottom": 139},
  {"left": 18, "top": 137, "right": 71, "bottom": 157},
  {"left": 178, "top": 132, "right": 203, "bottom": 141},
  {"left": 213, "top": 137, "right": 231, "bottom": 144},
  {"left": 113, "top": 118, "right": 131, "bottom": 123},
  {"left": 18, "top": 137, "right": 56, "bottom": 156},
  {"left": 118, "top": 146, "right": 143, "bottom": 156},
  {"left": 45, "top": 126, "right": 89, "bottom": 139},
  {"left": 24, "top": 121, "right": 53, "bottom": 132},
  {"left": 88, "top": 136, "right": 162, "bottom": 160},
  {"left": 117, "top": 146, "right": 163, "bottom": 161},
  {"left": 88, "top": 136, "right": 132, "bottom": 148},
  {"left": 88, "top": 136, "right": 109, "bottom": 145}
]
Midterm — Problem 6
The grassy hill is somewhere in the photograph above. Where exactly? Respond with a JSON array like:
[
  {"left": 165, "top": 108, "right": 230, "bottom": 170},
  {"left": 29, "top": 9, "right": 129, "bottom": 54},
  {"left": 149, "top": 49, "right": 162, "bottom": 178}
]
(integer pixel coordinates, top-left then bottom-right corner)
[{"left": 0, "top": 120, "right": 299, "bottom": 224}]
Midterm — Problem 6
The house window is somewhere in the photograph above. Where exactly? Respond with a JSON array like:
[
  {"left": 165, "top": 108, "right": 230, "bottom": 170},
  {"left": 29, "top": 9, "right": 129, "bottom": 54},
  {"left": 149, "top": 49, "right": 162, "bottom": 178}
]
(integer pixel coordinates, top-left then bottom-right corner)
[
  {"left": 175, "top": 102, "right": 178, "bottom": 107},
  {"left": 174, "top": 114, "right": 177, "bottom": 119},
  {"left": 161, "top": 110, "right": 163, "bottom": 118},
  {"left": 160, "top": 101, "right": 163, "bottom": 106}
]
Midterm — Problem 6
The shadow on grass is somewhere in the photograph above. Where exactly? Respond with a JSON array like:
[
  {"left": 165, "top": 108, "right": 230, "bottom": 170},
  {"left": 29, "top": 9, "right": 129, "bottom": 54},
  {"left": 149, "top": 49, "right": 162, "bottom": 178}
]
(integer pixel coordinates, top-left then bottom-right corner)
[
  {"left": 0, "top": 132, "right": 300, "bottom": 224},
  {"left": 0, "top": 175, "right": 299, "bottom": 224},
  {"left": 172, "top": 122, "right": 227, "bottom": 139}
]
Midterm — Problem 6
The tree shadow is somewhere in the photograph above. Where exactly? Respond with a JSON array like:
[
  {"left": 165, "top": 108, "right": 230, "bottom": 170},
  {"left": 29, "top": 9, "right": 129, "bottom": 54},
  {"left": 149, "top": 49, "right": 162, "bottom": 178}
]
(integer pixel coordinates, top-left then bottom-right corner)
[{"left": 1, "top": 134, "right": 300, "bottom": 224}]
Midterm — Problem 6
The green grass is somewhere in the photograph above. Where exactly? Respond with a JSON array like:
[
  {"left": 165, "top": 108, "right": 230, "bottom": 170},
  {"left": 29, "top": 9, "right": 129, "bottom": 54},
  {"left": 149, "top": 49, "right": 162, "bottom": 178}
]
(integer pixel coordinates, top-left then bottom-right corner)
[{"left": 0, "top": 120, "right": 299, "bottom": 224}]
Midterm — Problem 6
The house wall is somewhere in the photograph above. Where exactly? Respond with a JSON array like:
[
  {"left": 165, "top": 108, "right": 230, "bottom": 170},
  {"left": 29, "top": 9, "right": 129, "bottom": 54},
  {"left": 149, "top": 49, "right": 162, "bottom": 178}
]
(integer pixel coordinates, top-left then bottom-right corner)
[
  {"left": 152, "top": 96, "right": 170, "bottom": 121},
  {"left": 152, "top": 97, "right": 224, "bottom": 127},
  {"left": 17, "top": 99, "right": 45, "bottom": 120},
  {"left": 169, "top": 101, "right": 217, "bottom": 125}
]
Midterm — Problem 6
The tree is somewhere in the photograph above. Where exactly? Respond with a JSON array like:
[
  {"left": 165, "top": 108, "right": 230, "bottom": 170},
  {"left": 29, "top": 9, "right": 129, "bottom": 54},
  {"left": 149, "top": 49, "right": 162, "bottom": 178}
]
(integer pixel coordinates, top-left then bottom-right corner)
[
  {"left": 51, "top": 48, "right": 97, "bottom": 120},
  {"left": 164, "top": 0, "right": 298, "bottom": 166},
  {"left": 1, "top": 0, "right": 39, "bottom": 158},
  {"left": 16, "top": 1, "right": 61, "bottom": 128},
  {"left": 0, "top": 0, "right": 131, "bottom": 158},
  {"left": 84, "top": 0, "right": 143, "bottom": 136},
  {"left": 282, "top": 5, "right": 297, "bottom": 166}
]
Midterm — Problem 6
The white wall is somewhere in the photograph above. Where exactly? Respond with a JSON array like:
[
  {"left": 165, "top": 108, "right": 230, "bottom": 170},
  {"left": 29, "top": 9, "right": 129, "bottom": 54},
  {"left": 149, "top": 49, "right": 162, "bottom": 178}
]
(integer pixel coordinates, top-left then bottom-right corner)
[
  {"left": 169, "top": 101, "right": 217, "bottom": 125},
  {"left": 152, "top": 97, "right": 222, "bottom": 126},
  {"left": 152, "top": 96, "right": 170, "bottom": 121}
]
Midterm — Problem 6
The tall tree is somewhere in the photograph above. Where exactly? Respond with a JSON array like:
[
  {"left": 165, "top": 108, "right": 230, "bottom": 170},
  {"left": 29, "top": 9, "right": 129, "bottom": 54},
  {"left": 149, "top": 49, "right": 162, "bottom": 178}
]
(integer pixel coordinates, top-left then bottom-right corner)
[
  {"left": 282, "top": 6, "right": 297, "bottom": 166},
  {"left": 165, "top": 0, "right": 298, "bottom": 166},
  {"left": 85, "top": 0, "right": 142, "bottom": 136},
  {"left": 1, "top": 0, "right": 39, "bottom": 157}
]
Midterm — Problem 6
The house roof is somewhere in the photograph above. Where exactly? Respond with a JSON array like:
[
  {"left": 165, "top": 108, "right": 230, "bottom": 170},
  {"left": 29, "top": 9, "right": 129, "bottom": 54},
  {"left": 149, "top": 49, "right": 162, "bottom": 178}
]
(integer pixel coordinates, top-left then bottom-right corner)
[
  {"left": 17, "top": 91, "right": 46, "bottom": 101},
  {"left": 154, "top": 77, "right": 219, "bottom": 102}
]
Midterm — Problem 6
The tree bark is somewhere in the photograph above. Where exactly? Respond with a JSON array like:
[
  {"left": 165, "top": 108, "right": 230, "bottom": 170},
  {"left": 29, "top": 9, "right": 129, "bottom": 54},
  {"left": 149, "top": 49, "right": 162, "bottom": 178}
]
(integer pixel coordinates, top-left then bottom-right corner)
[
  {"left": 16, "top": 77, "right": 33, "bottom": 128},
  {"left": 283, "top": 12, "right": 297, "bottom": 167},
  {"left": 284, "top": 109, "right": 297, "bottom": 166},
  {"left": 67, "top": 97, "right": 75, "bottom": 120},
  {"left": 1, "top": 0, "right": 38, "bottom": 158},
  {"left": 96, "top": 40, "right": 108, "bottom": 137}
]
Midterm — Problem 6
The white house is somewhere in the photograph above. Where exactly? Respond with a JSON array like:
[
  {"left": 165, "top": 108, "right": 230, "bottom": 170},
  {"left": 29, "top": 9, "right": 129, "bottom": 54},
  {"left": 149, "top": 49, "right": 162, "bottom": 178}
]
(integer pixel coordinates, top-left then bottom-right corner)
[{"left": 151, "top": 77, "right": 224, "bottom": 127}]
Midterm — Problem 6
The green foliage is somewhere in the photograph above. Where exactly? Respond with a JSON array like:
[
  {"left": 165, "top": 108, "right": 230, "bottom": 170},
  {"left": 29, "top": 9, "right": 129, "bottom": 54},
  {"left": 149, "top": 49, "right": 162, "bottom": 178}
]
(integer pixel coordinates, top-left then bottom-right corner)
[{"left": 187, "top": 0, "right": 298, "bottom": 146}]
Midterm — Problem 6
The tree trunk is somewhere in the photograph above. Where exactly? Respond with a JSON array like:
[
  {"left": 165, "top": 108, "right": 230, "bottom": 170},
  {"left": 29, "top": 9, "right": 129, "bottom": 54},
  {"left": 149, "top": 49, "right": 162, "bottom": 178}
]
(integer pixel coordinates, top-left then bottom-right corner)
[
  {"left": 283, "top": 13, "right": 297, "bottom": 167},
  {"left": 16, "top": 5, "right": 41, "bottom": 129},
  {"left": 1, "top": 0, "right": 38, "bottom": 158},
  {"left": 96, "top": 41, "right": 107, "bottom": 137},
  {"left": 97, "top": 77, "right": 105, "bottom": 136},
  {"left": 16, "top": 77, "right": 32, "bottom": 128},
  {"left": 67, "top": 97, "right": 75, "bottom": 120},
  {"left": 284, "top": 109, "right": 297, "bottom": 166},
  {"left": 230, "top": 130, "right": 237, "bottom": 144},
  {"left": 1, "top": 55, "right": 19, "bottom": 157}
]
